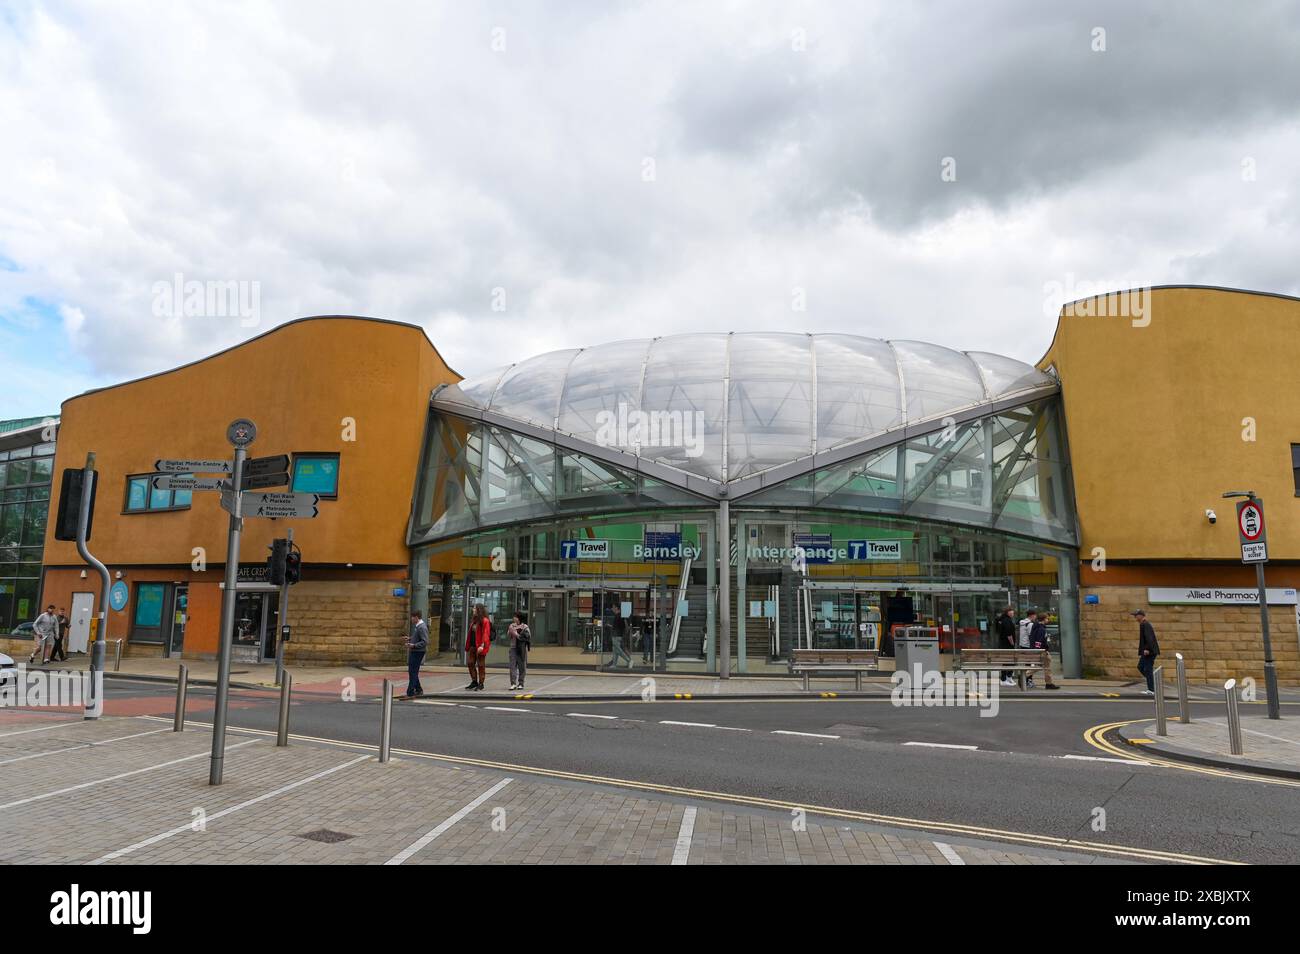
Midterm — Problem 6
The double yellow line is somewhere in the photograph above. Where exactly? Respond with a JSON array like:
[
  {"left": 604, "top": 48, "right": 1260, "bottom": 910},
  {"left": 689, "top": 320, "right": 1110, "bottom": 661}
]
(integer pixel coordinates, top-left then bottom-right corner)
[
  {"left": 150, "top": 714, "right": 1239, "bottom": 865},
  {"left": 1085, "top": 719, "right": 1300, "bottom": 789}
]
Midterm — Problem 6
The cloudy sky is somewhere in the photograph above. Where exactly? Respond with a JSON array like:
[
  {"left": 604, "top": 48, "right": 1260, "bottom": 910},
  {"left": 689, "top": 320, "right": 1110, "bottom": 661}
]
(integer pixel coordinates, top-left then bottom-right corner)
[{"left": 3, "top": 0, "right": 1299, "bottom": 416}]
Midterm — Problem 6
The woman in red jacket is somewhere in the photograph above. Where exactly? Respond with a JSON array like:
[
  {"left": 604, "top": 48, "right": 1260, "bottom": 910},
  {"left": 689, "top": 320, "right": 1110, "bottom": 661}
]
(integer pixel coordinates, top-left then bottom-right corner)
[{"left": 465, "top": 604, "right": 492, "bottom": 691}]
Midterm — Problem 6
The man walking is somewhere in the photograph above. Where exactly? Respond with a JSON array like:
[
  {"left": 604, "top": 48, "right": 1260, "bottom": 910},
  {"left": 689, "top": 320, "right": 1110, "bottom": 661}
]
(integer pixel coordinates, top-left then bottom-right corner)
[
  {"left": 1133, "top": 608, "right": 1160, "bottom": 696},
  {"left": 1028, "top": 612, "right": 1060, "bottom": 689},
  {"left": 994, "top": 606, "right": 1016, "bottom": 686},
  {"left": 507, "top": 612, "right": 531, "bottom": 691},
  {"left": 52, "top": 608, "right": 70, "bottom": 663},
  {"left": 403, "top": 609, "right": 428, "bottom": 697},
  {"left": 465, "top": 603, "right": 491, "bottom": 691},
  {"left": 29, "top": 604, "right": 57, "bottom": 665}
]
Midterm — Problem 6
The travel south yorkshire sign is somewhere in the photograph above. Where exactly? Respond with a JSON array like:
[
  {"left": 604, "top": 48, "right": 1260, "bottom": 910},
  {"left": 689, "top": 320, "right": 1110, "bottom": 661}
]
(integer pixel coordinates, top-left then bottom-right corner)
[
  {"left": 561, "top": 539, "right": 609, "bottom": 560},
  {"left": 1147, "top": 587, "right": 1298, "bottom": 606}
]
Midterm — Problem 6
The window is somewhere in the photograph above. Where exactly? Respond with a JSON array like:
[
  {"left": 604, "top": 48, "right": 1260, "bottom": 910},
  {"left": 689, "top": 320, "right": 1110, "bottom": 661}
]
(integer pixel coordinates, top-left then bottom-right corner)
[
  {"left": 1293, "top": 444, "right": 1300, "bottom": 495},
  {"left": 291, "top": 453, "right": 340, "bottom": 497},
  {"left": 124, "top": 474, "right": 192, "bottom": 513}
]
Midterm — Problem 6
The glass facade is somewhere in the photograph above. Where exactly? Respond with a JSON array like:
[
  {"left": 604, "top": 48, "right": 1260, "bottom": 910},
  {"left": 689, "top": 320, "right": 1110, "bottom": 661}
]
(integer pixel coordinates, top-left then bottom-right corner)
[
  {"left": 0, "top": 438, "right": 55, "bottom": 631},
  {"left": 411, "top": 333, "right": 1079, "bottom": 675}
]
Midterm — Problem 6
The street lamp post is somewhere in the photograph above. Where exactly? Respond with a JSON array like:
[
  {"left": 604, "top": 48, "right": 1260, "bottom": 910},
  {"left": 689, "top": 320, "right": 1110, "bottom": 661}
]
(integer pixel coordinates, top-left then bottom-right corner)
[{"left": 1221, "top": 490, "right": 1280, "bottom": 720}]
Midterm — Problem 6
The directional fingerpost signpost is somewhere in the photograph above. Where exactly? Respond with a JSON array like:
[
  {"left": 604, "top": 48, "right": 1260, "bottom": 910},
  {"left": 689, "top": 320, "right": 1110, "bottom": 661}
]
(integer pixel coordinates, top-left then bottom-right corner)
[{"left": 152, "top": 419, "right": 328, "bottom": 785}]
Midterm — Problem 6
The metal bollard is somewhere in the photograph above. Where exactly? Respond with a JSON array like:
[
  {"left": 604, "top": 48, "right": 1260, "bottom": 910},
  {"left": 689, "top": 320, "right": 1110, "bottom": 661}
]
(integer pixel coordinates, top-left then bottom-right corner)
[
  {"left": 113, "top": 638, "right": 124, "bottom": 672},
  {"left": 174, "top": 664, "right": 188, "bottom": 732},
  {"left": 1153, "top": 665, "right": 1167, "bottom": 736},
  {"left": 1174, "top": 652, "right": 1191, "bottom": 724},
  {"left": 276, "top": 673, "right": 292, "bottom": 747},
  {"left": 379, "top": 679, "right": 394, "bottom": 763},
  {"left": 1224, "top": 679, "right": 1244, "bottom": 755}
]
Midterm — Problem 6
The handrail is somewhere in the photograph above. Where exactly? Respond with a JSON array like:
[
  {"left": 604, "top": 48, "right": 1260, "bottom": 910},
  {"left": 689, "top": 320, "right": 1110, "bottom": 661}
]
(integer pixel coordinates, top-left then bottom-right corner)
[{"left": 666, "top": 553, "right": 693, "bottom": 655}]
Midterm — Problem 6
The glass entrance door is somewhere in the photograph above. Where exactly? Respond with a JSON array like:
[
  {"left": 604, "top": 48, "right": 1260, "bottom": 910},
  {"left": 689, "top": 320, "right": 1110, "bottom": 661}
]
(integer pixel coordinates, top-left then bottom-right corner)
[{"left": 527, "top": 590, "right": 566, "bottom": 645}]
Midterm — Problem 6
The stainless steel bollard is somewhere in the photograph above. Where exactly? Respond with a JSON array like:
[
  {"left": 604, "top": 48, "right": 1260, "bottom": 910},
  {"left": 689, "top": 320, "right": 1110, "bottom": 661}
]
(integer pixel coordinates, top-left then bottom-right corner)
[
  {"left": 379, "top": 679, "right": 394, "bottom": 763},
  {"left": 1175, "top": 652, "right": 1191, "bottom": 724},
  {"left": 1153, "top": 665, "right": 1167, "bottom": 736},
  {"left": 1224, "top": 678, "right": 1244, "bottom": 756},
  {"left": 276, "top": 673, "right": 292, "bottom": 747},
  {"left": 174, "top": 664, "right": 188, "bottom": 732},
  {"left": 113, "top": 638, "right": 124, "bottom": 672}
]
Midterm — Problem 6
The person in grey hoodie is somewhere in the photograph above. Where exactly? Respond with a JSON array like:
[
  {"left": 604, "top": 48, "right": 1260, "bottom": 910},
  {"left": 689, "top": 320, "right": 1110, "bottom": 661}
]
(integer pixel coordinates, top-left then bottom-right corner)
[
  {"left": 403, "top": 610, "right": 429, "bottom": 697},
  {"left": 507, "top": 612, "right": 531, "bottom": 691}
]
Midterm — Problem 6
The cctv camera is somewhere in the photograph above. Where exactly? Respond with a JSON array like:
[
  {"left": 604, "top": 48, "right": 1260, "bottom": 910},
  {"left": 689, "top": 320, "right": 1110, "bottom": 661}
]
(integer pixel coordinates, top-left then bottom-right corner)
[{"left": 1205, "top": 509, "right": 1217, "bottom": 524}]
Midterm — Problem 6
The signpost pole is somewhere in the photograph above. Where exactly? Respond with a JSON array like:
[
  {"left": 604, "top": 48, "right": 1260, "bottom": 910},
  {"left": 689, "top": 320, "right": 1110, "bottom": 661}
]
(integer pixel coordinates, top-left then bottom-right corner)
[
  {"left": 210, "top": 420, "right": 257, "bottom": 785},
  {"left": 1255, "top": 558, "right": 1280, "bottom": 720}
]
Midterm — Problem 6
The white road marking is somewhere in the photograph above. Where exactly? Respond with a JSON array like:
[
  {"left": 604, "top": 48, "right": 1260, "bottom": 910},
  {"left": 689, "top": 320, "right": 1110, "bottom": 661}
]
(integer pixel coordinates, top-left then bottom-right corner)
[
  {"left": 0, "top": 720, "right": 88, "bottom": 739},
  {"left": 1060, "top": 754, "right": 1152, "bottom": 765},
  {"left": 482, "top": 706, "right": 531, "bottom": 713},
  {"left": 661, "top": 720, "right": 715, "bottom": 728},
  {"left": 91, "top": 754, "right": 372, "bottom": 863},
  {"left": 903, "top": 741, "right": 978, "bottom": 750},
  {"left": 567, "top": 712, "right": 619, "bottom": 720},
  {"left": 672, "top": 807, "right": 697, "bottom": 865},
  {"left": 772, "top": 730, "right": 840, "bottom": 740},
  {"left": 0, "top": 739, "right": 258, "bottom": 811},
  {"left": 413, "top": 700, "right": 459, "bottom": 707},
  {"left": 385, "top": 778, "right": 513, "bottom": 865},
  {"left": 0, "top": 727, "right": 170, "bottom": 766},
  {"left": 713, "top": 726, "right": 751, "bottom": 732},
  {"left": 934, "top": 841, "right": 966, "bottom": 865}
]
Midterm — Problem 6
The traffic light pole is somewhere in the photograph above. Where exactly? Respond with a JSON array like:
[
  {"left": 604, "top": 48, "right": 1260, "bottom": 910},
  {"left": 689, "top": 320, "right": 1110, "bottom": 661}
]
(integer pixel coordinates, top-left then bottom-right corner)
[
  {"left": 275, "top": 527, "right": 293, "bottom": 686},
  {"left": 75, "top": 452, "right": 109, "bottom": 720},
  {"left": 209, "top": 446, "right": 247, "bottom": 785}
]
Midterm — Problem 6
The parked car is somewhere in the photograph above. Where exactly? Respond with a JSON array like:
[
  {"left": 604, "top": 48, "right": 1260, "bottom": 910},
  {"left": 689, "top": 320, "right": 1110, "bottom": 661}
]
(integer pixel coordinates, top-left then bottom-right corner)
[
  {"left": 0, "top": 652, "right": 15, "bottom": 687},
  {"left": 8, "top": 621, "right": 34, "bottom": 639}
]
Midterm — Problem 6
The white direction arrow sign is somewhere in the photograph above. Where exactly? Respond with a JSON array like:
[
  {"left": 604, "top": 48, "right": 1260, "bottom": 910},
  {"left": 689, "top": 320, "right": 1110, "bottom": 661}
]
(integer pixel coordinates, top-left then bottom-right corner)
[
  {"left": 155, "top": 458, "right": 232, "bottom": 474},
  {"left": 244, "top": 491, "right": 321, "bottom": 519},
  {"left": 152, "top": 475, "right": 230, "bottom": 492}
]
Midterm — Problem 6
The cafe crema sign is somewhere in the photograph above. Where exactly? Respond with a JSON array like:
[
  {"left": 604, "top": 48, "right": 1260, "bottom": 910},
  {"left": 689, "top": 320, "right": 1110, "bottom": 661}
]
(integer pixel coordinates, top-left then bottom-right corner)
[{"left": 1147, "top": 587, "right": 1298, "bottom": 606}]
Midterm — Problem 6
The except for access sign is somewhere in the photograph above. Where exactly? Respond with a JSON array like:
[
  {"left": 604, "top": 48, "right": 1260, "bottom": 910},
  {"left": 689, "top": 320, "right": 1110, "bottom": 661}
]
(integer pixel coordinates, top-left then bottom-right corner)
[
  {"left": 1236, "top": 498, "right": 1267, "bottom": 563},
  {"left": 154, "top": 458, "right": 232, "bottom": 474}
]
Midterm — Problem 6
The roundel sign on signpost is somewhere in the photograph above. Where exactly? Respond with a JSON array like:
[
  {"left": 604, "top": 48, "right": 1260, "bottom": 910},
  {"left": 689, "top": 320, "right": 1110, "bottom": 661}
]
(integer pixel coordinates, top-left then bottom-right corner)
[
  {"left": 1237, "top": 501, "right": 1264, "bottom": 541},
  {"left": 109, "top": 580, "right": 129, "bottom": 612}
]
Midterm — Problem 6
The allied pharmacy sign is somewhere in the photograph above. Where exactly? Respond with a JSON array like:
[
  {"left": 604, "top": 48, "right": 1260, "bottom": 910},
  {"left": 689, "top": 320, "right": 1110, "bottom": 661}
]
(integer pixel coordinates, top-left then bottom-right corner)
[{"left": 1147, "top": 587, "right": 1298, "bottom": 606}]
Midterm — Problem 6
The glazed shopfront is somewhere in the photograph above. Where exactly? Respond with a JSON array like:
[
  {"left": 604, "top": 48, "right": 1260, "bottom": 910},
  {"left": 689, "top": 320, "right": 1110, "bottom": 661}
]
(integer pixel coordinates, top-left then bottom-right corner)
[{"left": 408, "top": 333, "right": 1081, "bottom": 675}]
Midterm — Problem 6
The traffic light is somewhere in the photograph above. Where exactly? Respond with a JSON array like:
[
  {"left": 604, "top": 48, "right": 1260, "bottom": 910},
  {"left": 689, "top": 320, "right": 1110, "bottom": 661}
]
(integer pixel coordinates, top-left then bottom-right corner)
[
  {"left": 54, "top": 468, "right": 97, "bottom": 542},
  {"left": 267, "top": 538, "right": 289, "bottom": 585},
  {"left": 285, "top": 548, "right": 302, "bottom": 585}
]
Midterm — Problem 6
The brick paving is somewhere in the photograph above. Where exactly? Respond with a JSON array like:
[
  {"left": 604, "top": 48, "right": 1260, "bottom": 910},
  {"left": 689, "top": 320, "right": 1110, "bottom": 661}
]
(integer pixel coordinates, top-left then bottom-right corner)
[{"left": 0, "top": 713, "right": 1108, "bottom": 865}]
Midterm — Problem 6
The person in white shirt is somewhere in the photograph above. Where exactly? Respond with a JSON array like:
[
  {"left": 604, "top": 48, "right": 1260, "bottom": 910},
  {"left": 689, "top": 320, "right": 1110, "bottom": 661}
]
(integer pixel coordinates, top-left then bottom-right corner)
[{"left": 30, "top": 604, "right": 58, "bottom": 665}]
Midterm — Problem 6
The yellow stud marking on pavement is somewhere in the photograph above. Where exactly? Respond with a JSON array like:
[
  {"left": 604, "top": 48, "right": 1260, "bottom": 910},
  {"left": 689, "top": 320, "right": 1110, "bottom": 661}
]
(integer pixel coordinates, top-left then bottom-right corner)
[
  {"left": 150, "top": 714, "right": 1242, "bottom": 865},
  {"left": 1101, "top": 692, "right": 1120, "bottom": 698},
  {"left": 1129, "top": 738, "right": 1154, "bottom": 744},
  {"left": 672, "top": 693, "right": 693, "bottom": 700},
  {"left": 819, "top": 692, "right": 838, "bottom": 698},
  {"left": 514, "top": 694, "right": 534, "bottom": 700}
]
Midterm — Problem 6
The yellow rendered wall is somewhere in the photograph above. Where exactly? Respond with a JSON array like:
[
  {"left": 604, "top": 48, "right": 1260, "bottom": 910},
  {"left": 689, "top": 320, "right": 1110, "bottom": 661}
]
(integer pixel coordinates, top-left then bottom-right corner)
[{"left": 1041, "top": 287, "right": 1300, "bottom": 561}]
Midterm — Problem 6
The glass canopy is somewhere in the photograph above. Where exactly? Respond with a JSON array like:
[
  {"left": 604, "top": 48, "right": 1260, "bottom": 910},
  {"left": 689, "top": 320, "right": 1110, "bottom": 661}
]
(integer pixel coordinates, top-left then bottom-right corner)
[{"left": 433, "top": 333, "right": 1059, "bottom": 487}]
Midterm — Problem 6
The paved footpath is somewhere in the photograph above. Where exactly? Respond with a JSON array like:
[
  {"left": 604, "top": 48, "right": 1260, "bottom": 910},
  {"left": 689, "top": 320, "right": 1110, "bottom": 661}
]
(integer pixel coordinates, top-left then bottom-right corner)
[{"left": 0, "top": 713, "right": 1111, "bottom": 865}]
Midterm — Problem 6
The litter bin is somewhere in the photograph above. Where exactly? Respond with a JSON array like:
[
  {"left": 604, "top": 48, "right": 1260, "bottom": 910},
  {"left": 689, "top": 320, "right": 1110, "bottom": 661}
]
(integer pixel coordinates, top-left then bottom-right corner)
[{"left": 894, "top": 626, "right": 940, "bottom": 683}]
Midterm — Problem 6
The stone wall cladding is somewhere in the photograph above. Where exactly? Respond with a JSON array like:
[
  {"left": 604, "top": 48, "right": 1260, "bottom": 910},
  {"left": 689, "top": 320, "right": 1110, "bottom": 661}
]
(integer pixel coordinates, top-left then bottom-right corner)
[
  {"left": 283, "top": 579, "right": 408, "bottom": 666},
  {"left": 1082, "top": 585, "right": 1300, "bottom": 686}
]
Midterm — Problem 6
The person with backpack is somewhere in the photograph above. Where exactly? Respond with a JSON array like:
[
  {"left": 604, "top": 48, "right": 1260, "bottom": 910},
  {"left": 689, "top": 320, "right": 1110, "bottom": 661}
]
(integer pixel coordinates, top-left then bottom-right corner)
[
  {"left": 1028, "top": 612, "right": 1060, "bottom": 689},
  {"left": 465, "top": 603, "right": 491, "bottom": 691},
  {"left": 507, "top": 612, "right": 531, "bottom": 691}
]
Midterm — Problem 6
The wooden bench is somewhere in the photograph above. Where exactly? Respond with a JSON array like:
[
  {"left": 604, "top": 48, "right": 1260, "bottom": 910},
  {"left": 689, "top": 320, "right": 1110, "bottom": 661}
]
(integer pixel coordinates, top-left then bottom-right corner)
[
  {"left": 957, "top": 649, "right": 1049, "bottom": 690},
  {"left": 789, "top": 649, "right": 879, "bottom": 691}
]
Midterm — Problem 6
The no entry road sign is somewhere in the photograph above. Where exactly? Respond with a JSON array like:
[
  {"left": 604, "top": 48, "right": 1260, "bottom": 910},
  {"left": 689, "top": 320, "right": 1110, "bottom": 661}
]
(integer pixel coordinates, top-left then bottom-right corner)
[{"left": 1236, "top": 498, "right": 1268, "bottom": 563}]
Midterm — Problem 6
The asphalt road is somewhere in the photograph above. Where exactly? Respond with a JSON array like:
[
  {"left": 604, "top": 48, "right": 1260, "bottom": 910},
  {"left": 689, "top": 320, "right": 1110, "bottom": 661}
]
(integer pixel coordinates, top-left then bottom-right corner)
[{"left": 105, "top": 680, "right": 1300, "bottom": 864}]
